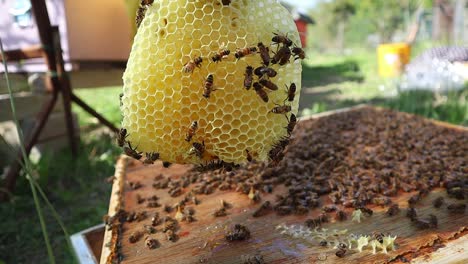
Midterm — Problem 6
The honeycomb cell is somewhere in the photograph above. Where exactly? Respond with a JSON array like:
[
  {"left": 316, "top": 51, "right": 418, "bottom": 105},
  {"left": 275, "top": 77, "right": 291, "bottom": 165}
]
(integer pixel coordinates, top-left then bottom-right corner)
[{"left": 122, "top": 0, "right": 302, "bottom": 164}]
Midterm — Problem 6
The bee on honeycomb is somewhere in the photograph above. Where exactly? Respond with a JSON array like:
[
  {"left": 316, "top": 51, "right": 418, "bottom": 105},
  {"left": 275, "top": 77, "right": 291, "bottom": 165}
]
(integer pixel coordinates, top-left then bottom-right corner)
[{"left": 121, "top": 0, "right": 302, "bottom": 164}]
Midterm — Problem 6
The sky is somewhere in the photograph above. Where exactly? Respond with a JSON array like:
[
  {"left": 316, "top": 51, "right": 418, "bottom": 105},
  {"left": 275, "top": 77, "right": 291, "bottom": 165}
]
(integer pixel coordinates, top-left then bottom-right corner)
[{"left": 281, "top": 0, "right": 322, "bottom": 12}]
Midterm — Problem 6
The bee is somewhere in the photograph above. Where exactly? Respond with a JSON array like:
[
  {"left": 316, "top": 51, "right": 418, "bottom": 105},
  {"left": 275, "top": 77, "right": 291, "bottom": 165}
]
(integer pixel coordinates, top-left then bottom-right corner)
[
  {"left": 244, "top": 66, "right": 254, "bottom": 90},
  {"left": 124, "top": 142, "right": 142, "bottom": 160},
  {"left": 117, "top": 128, "right": 128, "bottom": 147},
  {"left": 145, "top": 236, "right": 159, "bottom": 249},
  {"left": 286, "top": 114, "right": 297, "bottom": 135},
  {"left": 182, "top": 56, "right": 203, "bottom": 73},
  {"left": 372, "top": 232, "right": 384, "bottom": 243},
  {"left": 245, "top": 149, "right": 254, "bottom": 162},
  {"left": 211, "top": 49, "right": 230, "bottom": 62},
  {"left": 321, "top": 204, "right": 337, "bottom": 213},
  {"left": 385, "top": 203, "right": 400, "bottom": 216},
  {"left": 143, "top": 152, "right": 160, "bottom": 165},
  {"left": 254, "top": 66, "right": 277, "bottom": 78},
  {"left": 271, "top": 45, "right": 291, "bottom": 65},
  {"left": 272, "top": 32, "right": 293, "bottom": 47},
  {"left": 258, "top": 79, "right": 278, "bottom": 91},
  {"left": 257, "top": 42, "right": 270, "bottom": 66},
  {"left": 269, "top": 104, "right": 291, "bottom": 114},
  {"left": 319, "top": 240, "right": 327, "bottom": 247},
  {"left": 335, "top": 243, "right": 347, "bottom": 258},
  {"left": 358, "top": 206, "right": 373, "bottom": 216},
  {"left": 253, "top": 82, "right": 269, "bottom": 103},
  {"left": 285, "top": 83, "right": 296, "bottom": 102},
  {"left": 129, "top": 231, "right": 143, "bottom": 243},
  {"left": 162, "top": 161, "right": 172, "bottom": 168},
  {"left": 165, "top": 229, "right": 178, "bottom": 242},
  {"left": 203, "top": 74, "right": 215, "bottom": 98},
  {"left": 119, "top": 93, "right": 123, "bottom": 106},
  {"left": 221, "top": 0, "right": 231, "bottom": 5},
  {"left": 406, "top": 207, "right": 417, "bottom": 221},
  {"left": 335, "top": 210, "right": 347, "bottom": 221},
  {"left": 447, "top": 203, "right": 466, "bottom": 214},
  {"left": 432, "top": 197, "right": 444, "bottom": 208},
  {"left": 190, "top": 141, "right": 205, "bottom": 159},
  {"left": 213, "top": 207, "right": 227, "bottom": 217},
  {"left": 185, "top": 121, "right": 198, "bottom": 142},
  {"left": 292, "top": 47, "right": 305, "bottom": 60},
  {"left": 135, "top": 6, "right": 147, "bottom": 29},
  {"left": 235, "top": 46, "right": 257, "bottom": 59},
  {"left": 225, "top": 224, "right": 250, "bottom": 241},
  {"left": 414, "top": 218, "right": 431, "bottom": 229}
]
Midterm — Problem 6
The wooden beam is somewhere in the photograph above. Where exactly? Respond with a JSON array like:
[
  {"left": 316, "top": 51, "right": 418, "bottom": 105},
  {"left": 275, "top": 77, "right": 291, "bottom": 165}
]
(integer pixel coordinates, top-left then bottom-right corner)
[{"left": 0, "top": 45, "right": 44, "bottom": 62}]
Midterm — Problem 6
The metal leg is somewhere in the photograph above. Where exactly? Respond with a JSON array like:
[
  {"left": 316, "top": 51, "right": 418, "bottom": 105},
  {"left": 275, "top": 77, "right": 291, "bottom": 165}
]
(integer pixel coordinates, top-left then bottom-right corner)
[{"left": 71, "top": 93, "right": 119, "bottom": 133}]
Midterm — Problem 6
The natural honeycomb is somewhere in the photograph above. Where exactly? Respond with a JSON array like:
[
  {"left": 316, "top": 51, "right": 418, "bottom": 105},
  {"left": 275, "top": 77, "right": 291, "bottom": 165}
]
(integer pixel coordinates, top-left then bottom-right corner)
[{"left": 121, "top": 0, "right": 302, "bottom": 164}]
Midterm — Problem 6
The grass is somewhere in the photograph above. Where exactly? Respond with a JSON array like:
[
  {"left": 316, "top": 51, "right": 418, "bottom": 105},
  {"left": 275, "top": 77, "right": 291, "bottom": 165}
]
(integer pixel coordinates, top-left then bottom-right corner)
[{"left": 1, "top": 45, "right": 467, "bottom": 263}]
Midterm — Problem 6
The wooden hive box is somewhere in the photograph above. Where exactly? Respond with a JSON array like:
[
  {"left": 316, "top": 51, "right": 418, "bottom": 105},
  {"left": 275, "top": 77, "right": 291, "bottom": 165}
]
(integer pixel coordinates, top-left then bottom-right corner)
[{"left": 100, "top": 106, "right": 467, "bottom": 264}]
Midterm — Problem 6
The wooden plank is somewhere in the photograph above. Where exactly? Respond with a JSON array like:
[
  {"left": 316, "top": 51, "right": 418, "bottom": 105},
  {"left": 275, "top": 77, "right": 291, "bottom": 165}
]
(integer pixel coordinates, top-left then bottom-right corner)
[
  {"left": 0, "top": 45, "right": 44, "bottom": 62},
  {"left": 0, "top": 92, "right": 63, "bottom": 122},
  {"left": 71, "top": 224, "right": 105, "bottom": 264},
  {"left": 101, "top": 106, "right": 468, "bottom": 264}
]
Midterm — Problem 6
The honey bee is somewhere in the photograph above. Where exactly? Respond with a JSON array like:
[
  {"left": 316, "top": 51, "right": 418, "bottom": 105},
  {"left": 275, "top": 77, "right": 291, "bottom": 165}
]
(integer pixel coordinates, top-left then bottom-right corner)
[
  {"left": 258, "top": 79, "right": 278, "bottom": 91},
  {"left": 272, "top": 32, "right": 293, "bottom": 47},
  {"left": 257, "top": 42, "right": 270, "bottom": 66},
  {"left": 117, "top": 128, "right": 128, "bottom": 147},
  {"left": 254, "top": 66, "right": 277, "bottom": 78},
  {"left": 124, "top": 142, "right": 142, "bottom": 160},
  {"left": 292, "top": 47, "right": 305, "bottom": 60},
  {"left": 245, "top": 149, "right": 253, "bottom": 162},
  {"left": 143, "top": 152, "right": 160, "bottom": 165},
  {"left": 211, "top": 49, "right": 230, "bottom": 62},
  {"left": 235, "top": 46, "right": 257, "bottom": 59},
  {"left": 372, "top": 232, "right": 384, "bottom": 243},
  {"left": 253, "top": 82, "right": 269, "bottom": 103},
  {"left": 190, "top": 141, "right": 205, "bottom": 159},
  {"left": 433, "top": 197, "right": 444, "bottom": 208},
  {"left": 286, "top": 114, "right": 297, "bottom": 135},
  {"left": 203, "top": 74, "right": 215, "bottom": 98},
  {"left": 244, "top": 66, "right": 254, "bottom": 90},
  {"left": 183, "top": 56, "right": 203, "bottom": 73},
  {"left": 185, "top": 121, "right": 198, "bottom": 142},
  {"left": 135, "top": 0, "right": 154, "bottom": 28},
  {"left": 285, "top": 83, "right": 296, "bottom": 102},
  {"left": 119, "top": 93, "right": 123, "bottom": 106},
  {"left": 335, "top": 243, "right": 347, "bottom": 258},
  {"left": 271, "top": 45, "right": 291, "bottom": 65},
  {"left": 269, "top": 103, "right": 291, "bottom": 114},
  {"left": 221, "top": 0, "right": 231, "bottom": 5}
]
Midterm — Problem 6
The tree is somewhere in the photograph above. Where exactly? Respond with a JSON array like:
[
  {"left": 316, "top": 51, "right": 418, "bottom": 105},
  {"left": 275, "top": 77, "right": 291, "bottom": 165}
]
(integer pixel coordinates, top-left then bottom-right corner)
[{"left": 331, "top": 0, "right": 356, "bottom": 51}]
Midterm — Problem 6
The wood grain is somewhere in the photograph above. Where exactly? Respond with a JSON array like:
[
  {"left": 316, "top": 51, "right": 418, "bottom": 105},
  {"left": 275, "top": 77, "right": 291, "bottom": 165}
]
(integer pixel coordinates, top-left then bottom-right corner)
[{"left": 101, "top": 107, "right": 467, "bottom": 264}]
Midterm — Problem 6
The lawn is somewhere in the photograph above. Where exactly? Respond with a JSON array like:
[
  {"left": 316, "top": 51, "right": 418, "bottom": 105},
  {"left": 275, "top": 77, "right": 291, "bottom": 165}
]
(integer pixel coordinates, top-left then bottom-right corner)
[{"left": 1, "top": 48, "right": 467, "bottom": 264}]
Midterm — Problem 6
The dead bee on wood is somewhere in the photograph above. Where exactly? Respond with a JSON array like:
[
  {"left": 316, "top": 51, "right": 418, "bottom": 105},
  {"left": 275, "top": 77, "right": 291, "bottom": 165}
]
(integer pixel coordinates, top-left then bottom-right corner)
[
  {"left": 244, "top": 66, "right": 254, "bottom": 90},
  {"left": 145, "top": 236, "right": 159, "bottom": 249},
  {"left": 252, "top": 201, "right": 271, "bottom": 217},
  {"left": 124, "top": 142, "right": 142, "bottom": 160},
  {"left": 225, "top": 224, "right": 250, "bottom": 241},
  {"left": 117, "top": 128, "right": 128, "bottom": 147},
  {"left": 447, "top": 203, "right": 466, "bottom": 214},
  {"left": 185, "top": 121, "right": 198, "bottom": 142},
  {"left": 128, "top": 181, "right": 142, "bottom": 190},
  {"left": 235, "top": 46, "right": 257, "bottom": 59},
  {"left": 259, "top": 79, "right": 279, "bottom": 91},
  {"left": 286, "top": 114, "right": 297, "bottom": 135},
  {"left": 183, "top": 56, "right": 203, "bottom": 73},
  {"left": 385, "top": 204, "right": 400, "bottom": 216},
  {"left": 165, "top": 229, "right": 178, "bottom": 242},
  {"left": 432, "top": 197, "right": 444, "bottom": 208},
  {"left": 272, "top": 32, "right": 293, "bottom": 47},
  {"left": 406, "top": 207, "right": 417, "bottom": 221},
  {"left": 129, "top": 230, "right": 143, "bottom": 243},
  {"left": 253, "top": 82, "right": 269, "bottom": 103},
  {"left": 143, "top": 152, "right": 160, "bottom": 165},
  {"left": 269, "top": 104, "right": 291, "bottom": 114},
  {"left": 257, "top": 42, "right": 270, "bottom": 66},
  {"left": 335, "top": 210, "right": 347, "bottom": 221},
  {"left": 285, "top": 83, "right": 296, "bottom": 102},
  {"left": 291, "top": 47, "right": 305, "bottom": 60},
  {"left": 271, "top": 45, "right": 291, "bottom": 65},
  {"left": 213, "top": 207, "right": 227, "bottom": 217},
  {"left": 254, "top": 66, "right": 277, "bottom": 78},
  {"left": 212, "top": 49, "right": 230, "bottom": 62}
]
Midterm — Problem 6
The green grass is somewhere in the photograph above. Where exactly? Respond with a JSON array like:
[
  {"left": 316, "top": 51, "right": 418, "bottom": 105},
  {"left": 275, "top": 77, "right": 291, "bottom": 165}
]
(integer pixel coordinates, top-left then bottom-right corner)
[{"left": 73, "top": 86, "right": 122, "bottom": 128}]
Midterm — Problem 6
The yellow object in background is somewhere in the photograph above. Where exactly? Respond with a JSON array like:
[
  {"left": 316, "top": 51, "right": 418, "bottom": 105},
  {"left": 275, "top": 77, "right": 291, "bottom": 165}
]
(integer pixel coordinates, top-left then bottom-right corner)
[
  {"left": 123, "top": 0, "right": 140, "bottom": 36},
  {"left": 377, "top": 43, "right": 411, "bottom": 77}
]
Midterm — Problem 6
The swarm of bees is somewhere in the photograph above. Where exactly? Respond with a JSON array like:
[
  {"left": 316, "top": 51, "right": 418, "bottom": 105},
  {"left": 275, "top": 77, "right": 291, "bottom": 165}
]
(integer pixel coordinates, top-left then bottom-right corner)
[{"left": 120, "top": 31, "right": 304, "bottom": 165}]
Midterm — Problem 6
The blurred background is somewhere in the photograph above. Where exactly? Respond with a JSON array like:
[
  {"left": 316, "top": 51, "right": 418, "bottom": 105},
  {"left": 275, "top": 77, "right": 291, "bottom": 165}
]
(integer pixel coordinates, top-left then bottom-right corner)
[{"left": 0, "top": 0, "right": 467, "bottom": 263}]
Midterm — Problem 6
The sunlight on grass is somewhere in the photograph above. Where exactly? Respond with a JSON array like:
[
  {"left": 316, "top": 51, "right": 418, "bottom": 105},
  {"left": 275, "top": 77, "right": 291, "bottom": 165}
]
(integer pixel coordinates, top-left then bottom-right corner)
[{"left": 73, "top": 86, "right": 122, "bottom": 127}]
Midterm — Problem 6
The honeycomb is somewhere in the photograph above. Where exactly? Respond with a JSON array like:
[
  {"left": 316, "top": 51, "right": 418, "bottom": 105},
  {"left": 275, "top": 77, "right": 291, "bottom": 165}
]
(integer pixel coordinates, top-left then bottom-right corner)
[{"left": 121, "top": 0, "right": 302, "bottom": 164}]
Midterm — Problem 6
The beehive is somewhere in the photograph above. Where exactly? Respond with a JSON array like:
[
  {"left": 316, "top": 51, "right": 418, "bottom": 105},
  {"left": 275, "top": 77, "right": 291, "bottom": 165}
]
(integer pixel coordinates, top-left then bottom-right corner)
[{"left": 121, "top": 0, "right": 302, "bottom": 164}]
